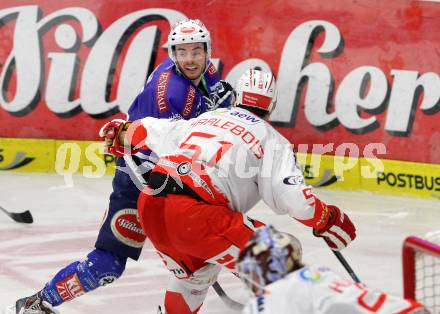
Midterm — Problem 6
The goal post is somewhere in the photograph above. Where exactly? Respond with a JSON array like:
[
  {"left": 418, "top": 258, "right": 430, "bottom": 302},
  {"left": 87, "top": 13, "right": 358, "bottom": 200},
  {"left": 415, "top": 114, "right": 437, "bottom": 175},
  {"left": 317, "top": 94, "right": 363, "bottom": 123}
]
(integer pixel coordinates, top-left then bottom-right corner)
[{"left": 402, "top": 235, "right": 440, "bottom": 313}]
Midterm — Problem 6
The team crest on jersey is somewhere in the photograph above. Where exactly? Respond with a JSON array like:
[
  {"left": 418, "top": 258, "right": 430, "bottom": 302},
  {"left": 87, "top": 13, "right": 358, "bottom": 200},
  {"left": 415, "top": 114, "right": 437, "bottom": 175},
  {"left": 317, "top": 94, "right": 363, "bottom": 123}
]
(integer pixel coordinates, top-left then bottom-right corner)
[
  {"left": 111, "top": 208, "right": 146, "bottom": 248},
  {"left": 156, "top": 71, "right": 171, "bottom": 112}
]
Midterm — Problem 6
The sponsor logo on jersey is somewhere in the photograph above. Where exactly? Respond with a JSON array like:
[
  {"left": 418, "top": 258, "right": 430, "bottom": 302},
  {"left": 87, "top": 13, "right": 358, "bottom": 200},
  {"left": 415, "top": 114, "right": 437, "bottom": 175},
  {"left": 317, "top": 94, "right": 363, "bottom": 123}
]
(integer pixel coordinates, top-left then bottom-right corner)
[
  {"left": 0, "top": 149, "right": 35, "bottom": 170},
  {"left": 55, "top": 273, "right": 86, "bottom": 302},
  {"left": 156, "top": 71, "right": 171, "bottom": 112},
  {"left": 181, "top": 85, "right": 196, "bottom": 118},
  {"left": 111, "top": 208, "right": 146, "bottom": 248},
  {"left": 283, "top": 175, "right": 305, "bottom": 186},
  {"left": 98, "top": 275, "right": 117, "bottom": 286},
  {"left": 228, "top": 110, "right": 262, "bottom": 125},
  {"left": 299, "top": 267, "right": 322, "bottom": 282}
]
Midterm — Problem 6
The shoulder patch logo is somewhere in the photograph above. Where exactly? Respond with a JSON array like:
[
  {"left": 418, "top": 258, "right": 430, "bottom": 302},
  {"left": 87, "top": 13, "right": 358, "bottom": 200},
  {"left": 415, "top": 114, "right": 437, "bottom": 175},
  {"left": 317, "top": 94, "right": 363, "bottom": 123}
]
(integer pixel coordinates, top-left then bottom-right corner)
[{"left": 156, "top": 71, "right": 171, "bottom": 112}]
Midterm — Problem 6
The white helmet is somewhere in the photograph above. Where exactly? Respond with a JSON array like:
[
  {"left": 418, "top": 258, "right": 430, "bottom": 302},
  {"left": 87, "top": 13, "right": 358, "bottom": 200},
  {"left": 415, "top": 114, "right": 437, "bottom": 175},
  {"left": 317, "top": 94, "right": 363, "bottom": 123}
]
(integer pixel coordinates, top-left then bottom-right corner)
[
  {"left": 234, "top": 69, "right": 277, "bottom": 115},
  {"left": 167, "top": 19, "right": 211, "bottom": 62}
]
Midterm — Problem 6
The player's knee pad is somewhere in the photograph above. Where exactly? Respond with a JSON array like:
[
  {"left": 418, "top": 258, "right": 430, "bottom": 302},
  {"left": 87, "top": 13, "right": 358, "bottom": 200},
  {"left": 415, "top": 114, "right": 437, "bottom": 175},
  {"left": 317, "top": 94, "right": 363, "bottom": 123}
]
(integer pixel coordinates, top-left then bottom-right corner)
[{"left": 42, "top": 248, "right": 127, "bottom": 306}]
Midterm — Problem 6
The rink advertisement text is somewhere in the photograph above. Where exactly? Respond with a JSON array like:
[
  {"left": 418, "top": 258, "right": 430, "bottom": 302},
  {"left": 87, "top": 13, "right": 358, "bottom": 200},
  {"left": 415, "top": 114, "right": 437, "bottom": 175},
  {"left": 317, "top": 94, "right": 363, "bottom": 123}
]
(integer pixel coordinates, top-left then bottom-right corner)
[
  {"left": 0, "top": 2, "right": 439, "bottom": 164},
  {"left": 2, "top": 136, "right": 439, "bottom": 199},
  {"left": 377, "top": 171, "right": 440, "bottom": 192}
]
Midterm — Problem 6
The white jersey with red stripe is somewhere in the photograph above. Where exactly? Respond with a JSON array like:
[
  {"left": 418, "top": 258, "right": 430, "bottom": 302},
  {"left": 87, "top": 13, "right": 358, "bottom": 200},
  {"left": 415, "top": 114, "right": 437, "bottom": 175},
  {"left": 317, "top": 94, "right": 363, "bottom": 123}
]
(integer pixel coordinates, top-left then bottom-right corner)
[
  {"left": 139, "top": 107, "right": 324, "bottom": 228},
  {"left": 242, "top": 266, "right": 428, "bottom": 314}
]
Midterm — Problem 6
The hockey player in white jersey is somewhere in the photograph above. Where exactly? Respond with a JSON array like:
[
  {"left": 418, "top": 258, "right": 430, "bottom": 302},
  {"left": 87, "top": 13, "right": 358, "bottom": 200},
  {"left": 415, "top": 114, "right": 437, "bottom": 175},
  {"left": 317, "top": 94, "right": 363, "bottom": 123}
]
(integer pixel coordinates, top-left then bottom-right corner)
[
  {"left": 237, "top": 225, "right": 430, "bottom": 314},
  {"left": 100, "top": 69, "right": 357, "bottom": 313}
]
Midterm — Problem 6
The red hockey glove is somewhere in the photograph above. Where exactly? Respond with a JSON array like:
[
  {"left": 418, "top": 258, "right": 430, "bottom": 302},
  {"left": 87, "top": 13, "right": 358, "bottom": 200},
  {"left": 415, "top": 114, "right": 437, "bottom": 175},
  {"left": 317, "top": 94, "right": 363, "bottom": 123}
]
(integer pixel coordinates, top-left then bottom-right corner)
[
  {"left": 314, "top": 205, "right": 356, "bottom": 251},
  {"left": 99, "top": 119, "right": 149, "bottom": 157},
  {"left": 99, "top": 119, "right": 132, "bottom": 157}
]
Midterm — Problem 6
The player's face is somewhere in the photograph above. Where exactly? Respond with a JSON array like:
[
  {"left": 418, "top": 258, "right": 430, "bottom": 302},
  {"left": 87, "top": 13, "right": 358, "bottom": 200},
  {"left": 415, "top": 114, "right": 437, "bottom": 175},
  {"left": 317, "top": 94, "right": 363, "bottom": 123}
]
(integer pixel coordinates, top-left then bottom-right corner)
[{"left": 174, "top": 42, "right": 207, "bottom": 81}]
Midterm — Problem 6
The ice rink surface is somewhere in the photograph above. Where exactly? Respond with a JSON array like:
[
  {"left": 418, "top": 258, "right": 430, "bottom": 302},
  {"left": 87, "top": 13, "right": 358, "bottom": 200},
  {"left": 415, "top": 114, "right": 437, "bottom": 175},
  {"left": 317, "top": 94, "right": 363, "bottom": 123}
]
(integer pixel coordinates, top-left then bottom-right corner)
[{"left": 0, "top": 172, "right": 439, "bottom": 313}]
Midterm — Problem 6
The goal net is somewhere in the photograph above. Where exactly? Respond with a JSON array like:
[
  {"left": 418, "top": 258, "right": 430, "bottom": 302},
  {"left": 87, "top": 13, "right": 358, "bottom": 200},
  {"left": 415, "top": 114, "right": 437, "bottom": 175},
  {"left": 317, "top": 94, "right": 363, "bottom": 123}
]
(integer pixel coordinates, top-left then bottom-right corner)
[{"left": 402, "top": 234, "right": 440, "bottom": 313}]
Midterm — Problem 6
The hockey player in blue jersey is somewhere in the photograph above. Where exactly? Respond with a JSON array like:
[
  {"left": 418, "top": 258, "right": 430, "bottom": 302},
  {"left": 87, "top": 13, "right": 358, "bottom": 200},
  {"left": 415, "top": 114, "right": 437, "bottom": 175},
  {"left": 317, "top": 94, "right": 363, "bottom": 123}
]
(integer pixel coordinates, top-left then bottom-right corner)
[{"left": 12, "top": 19, "right": 233, "bottom": 314}]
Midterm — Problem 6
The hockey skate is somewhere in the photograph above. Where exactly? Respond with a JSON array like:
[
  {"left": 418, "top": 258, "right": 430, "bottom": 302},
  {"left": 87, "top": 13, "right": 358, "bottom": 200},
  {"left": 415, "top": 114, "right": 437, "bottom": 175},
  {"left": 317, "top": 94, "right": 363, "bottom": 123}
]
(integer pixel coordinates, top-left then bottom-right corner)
[{"left": 14, "top": 291, "right": 59, "bottom": 314}]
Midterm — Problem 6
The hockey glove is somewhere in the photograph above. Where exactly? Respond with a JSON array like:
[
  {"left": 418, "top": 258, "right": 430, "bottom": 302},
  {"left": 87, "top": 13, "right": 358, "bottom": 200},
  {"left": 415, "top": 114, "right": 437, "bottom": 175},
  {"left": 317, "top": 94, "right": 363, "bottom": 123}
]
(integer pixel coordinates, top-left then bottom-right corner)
[
  {"left": 99, "top": 119, "right": 147, "bottom": 157},
  {"left": 204, "top": 80, "right": 235, "bottom": 109},
  {"left": 314, "top": 205, "right": 356, "bottom": 251},
  {"left": 99, "top": 119, "right": 131, "bottom": 157}
]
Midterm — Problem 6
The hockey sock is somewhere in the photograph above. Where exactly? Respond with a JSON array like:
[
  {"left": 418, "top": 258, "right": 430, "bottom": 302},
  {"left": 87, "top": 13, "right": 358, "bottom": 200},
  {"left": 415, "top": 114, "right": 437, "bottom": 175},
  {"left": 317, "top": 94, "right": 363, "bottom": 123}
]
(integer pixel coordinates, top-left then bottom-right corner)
[{"left": 41, "top": 248, "right": 127, "bottom": 306}]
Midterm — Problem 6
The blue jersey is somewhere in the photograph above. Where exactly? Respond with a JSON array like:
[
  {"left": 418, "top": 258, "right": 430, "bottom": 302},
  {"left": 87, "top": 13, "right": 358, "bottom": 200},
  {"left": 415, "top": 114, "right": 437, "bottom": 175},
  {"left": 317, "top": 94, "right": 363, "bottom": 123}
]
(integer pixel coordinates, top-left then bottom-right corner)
[
  {"left": 96, "top": 58, "right": 229, "bottom": 260},
  {"left": 128, "top": 58, "right": 223, "bottom": 121}
]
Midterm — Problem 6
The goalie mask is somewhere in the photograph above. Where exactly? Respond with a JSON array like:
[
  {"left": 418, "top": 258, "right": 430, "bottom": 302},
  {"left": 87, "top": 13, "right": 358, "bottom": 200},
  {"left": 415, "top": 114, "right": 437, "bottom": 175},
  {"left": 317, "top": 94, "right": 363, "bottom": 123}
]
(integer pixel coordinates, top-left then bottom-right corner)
[
  {"left": 234, "top": 69, "right": 277, "bottom": 115},
  {"left": 168, "top": 19, "right": 211, "bottom": 63},
  {"left": 237, "top": 225, "right": 302, "bottom": 295}
]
